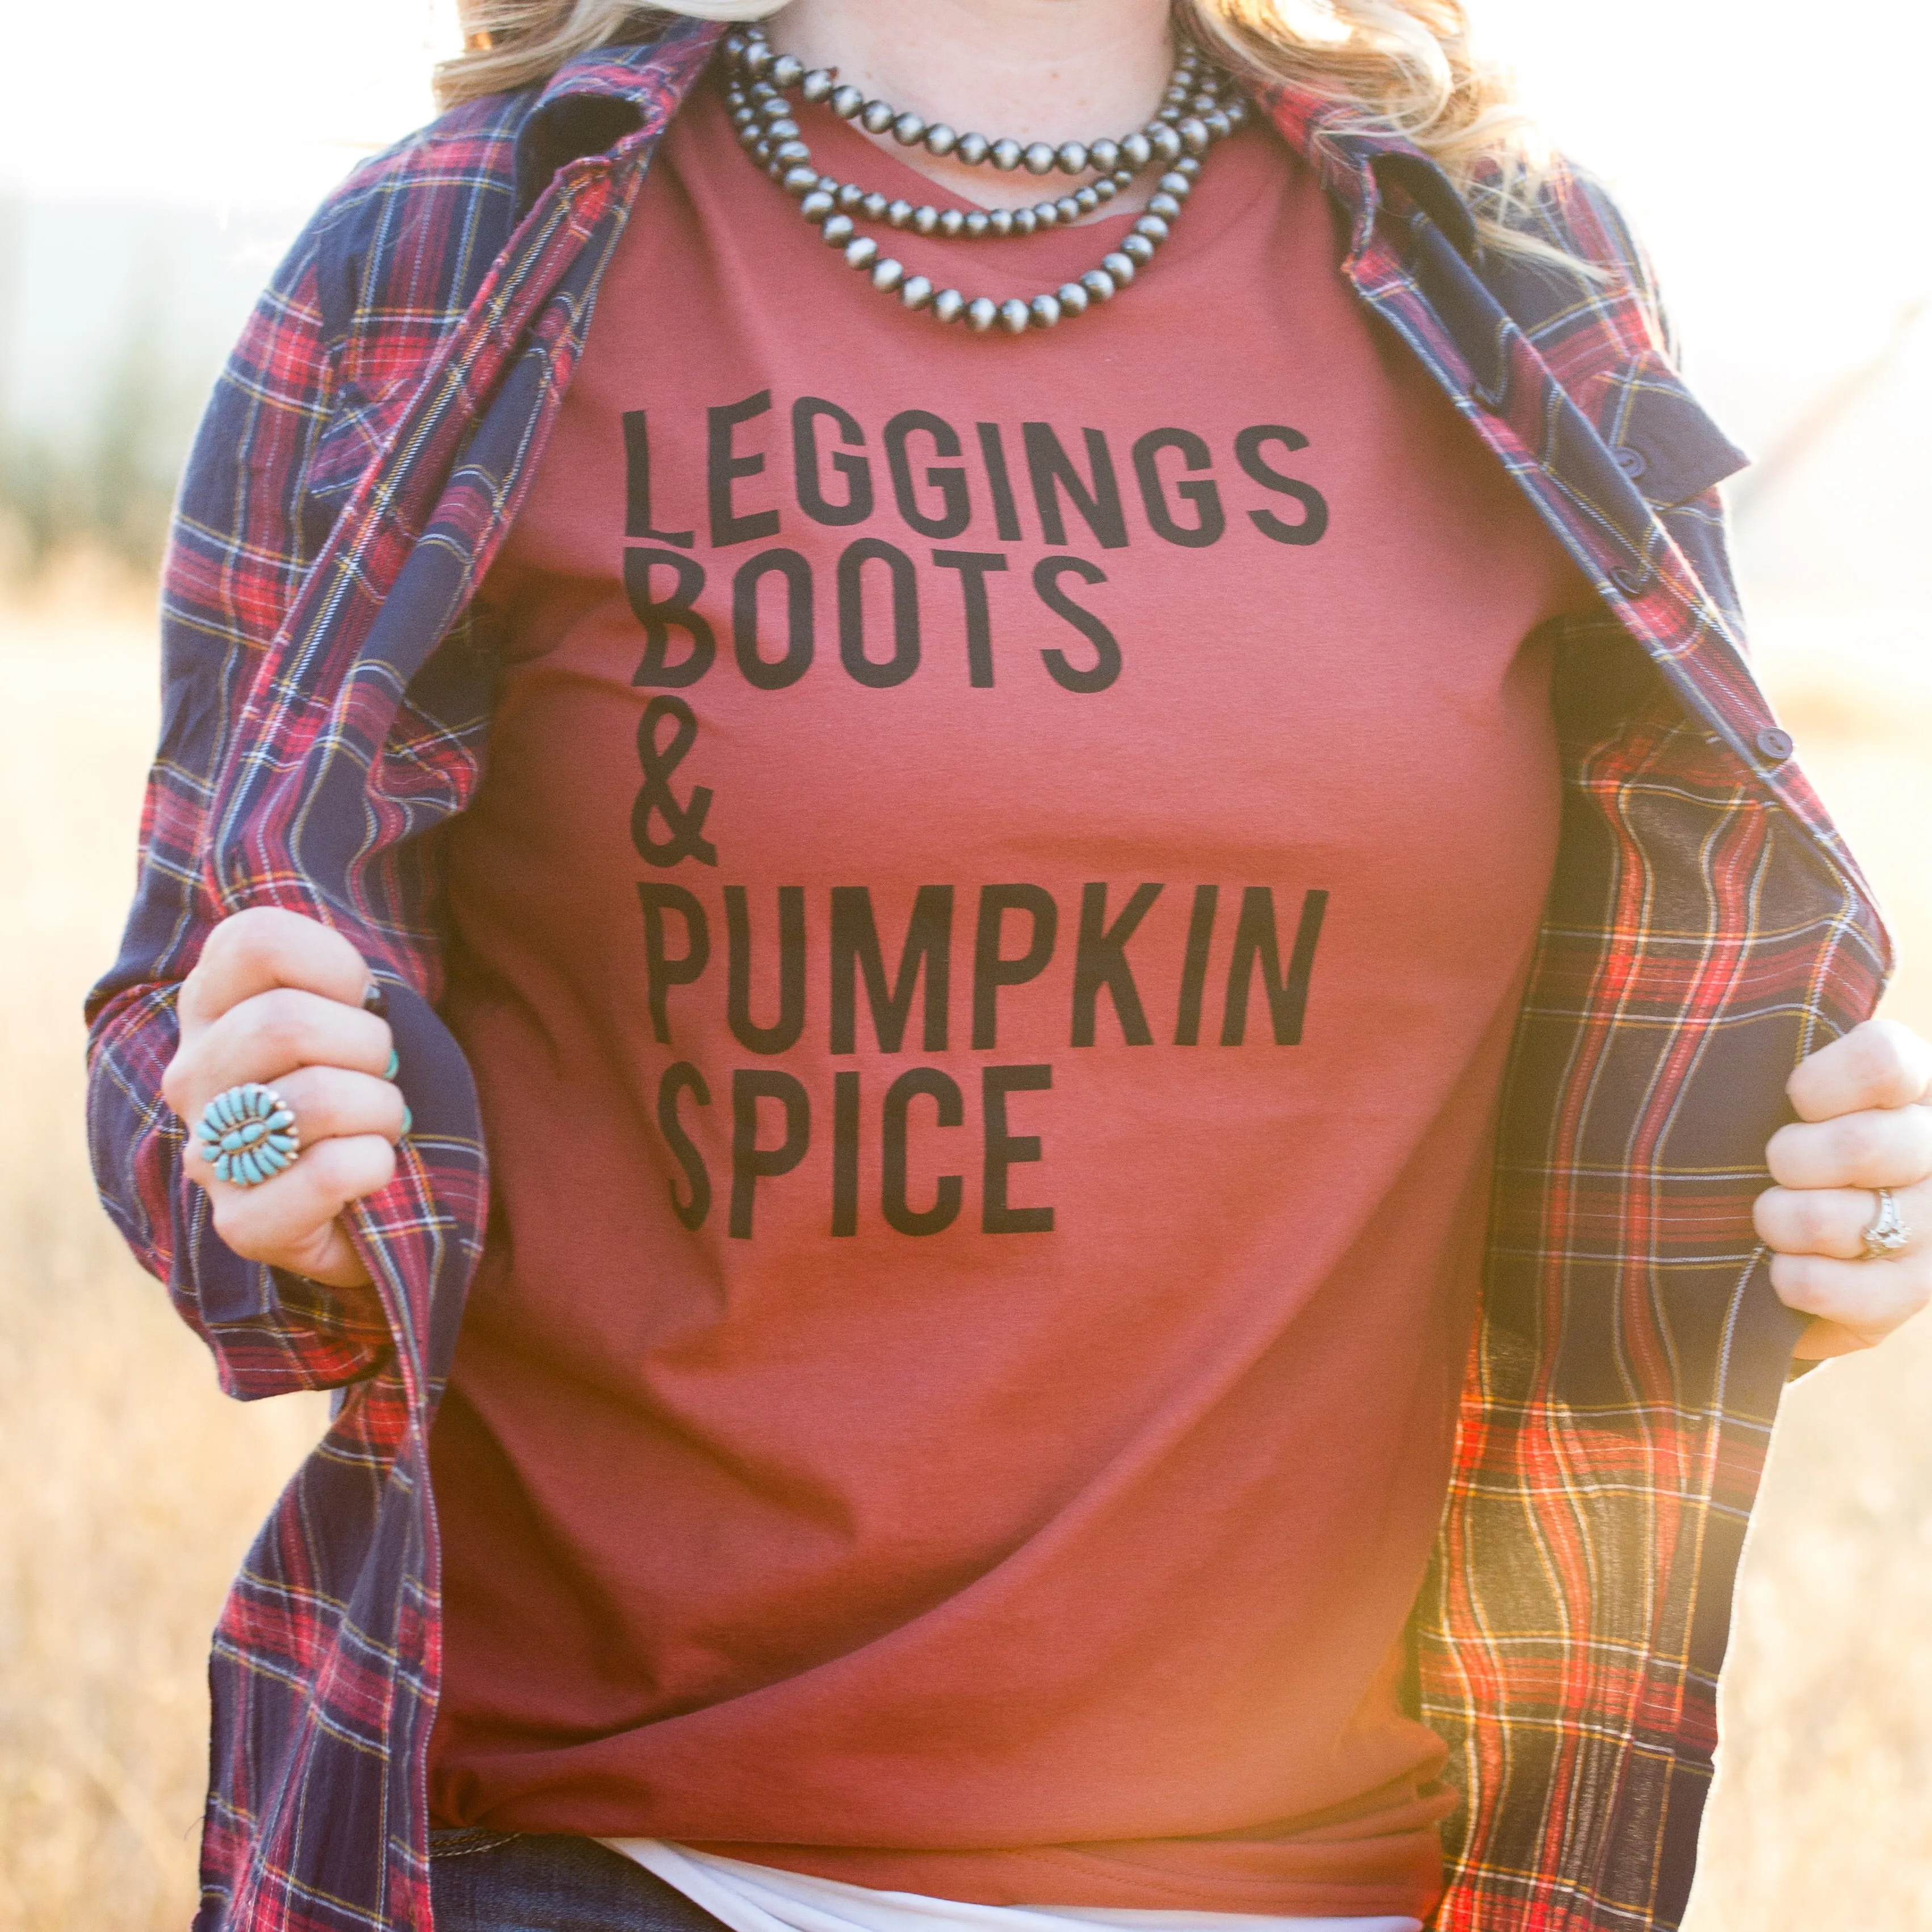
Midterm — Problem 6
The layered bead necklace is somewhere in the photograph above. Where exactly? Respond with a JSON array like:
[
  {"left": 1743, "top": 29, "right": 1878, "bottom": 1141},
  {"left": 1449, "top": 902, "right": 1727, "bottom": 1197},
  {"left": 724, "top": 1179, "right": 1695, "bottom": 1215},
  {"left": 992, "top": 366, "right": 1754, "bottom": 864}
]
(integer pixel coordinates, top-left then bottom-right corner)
[{"left": 720, "top": 24, "right": 1248, "bottom": 336}]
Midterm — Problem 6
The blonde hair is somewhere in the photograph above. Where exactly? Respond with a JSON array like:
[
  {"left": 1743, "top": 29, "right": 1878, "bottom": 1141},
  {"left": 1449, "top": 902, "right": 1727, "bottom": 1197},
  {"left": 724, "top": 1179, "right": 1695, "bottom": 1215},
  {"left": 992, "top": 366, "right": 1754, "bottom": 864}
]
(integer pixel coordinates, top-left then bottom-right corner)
[{"left": 438, "top": 1, "right": 1557, "bottom": 259}]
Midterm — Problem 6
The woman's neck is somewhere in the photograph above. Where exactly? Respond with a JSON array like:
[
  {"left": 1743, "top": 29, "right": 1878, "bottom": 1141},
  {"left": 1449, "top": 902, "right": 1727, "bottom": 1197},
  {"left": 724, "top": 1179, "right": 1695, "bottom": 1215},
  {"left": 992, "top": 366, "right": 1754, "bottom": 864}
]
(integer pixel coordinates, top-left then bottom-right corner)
[{"left": 766, "top": 0, "right": 1179, "bottom": 209}]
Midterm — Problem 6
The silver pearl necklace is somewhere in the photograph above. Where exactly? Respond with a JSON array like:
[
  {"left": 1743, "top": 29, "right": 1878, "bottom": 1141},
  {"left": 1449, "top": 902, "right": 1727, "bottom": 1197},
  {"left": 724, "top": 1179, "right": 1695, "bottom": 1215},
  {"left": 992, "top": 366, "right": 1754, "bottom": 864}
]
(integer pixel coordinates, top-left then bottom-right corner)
[{"left": 722, "top": 27, "right": 1248, "bottom": 336}]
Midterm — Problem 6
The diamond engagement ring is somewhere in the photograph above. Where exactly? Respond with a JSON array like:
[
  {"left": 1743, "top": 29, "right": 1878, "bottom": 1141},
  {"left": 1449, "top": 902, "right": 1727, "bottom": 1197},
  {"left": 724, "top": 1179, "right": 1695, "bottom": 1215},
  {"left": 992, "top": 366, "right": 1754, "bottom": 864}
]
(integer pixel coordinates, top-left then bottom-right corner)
[
  {"left": 1859, "top": 1187, "right": 1912, "bottom": 1262},
  {"left": 195, "top": 1083, "right": 301, "bottom": 1188}
]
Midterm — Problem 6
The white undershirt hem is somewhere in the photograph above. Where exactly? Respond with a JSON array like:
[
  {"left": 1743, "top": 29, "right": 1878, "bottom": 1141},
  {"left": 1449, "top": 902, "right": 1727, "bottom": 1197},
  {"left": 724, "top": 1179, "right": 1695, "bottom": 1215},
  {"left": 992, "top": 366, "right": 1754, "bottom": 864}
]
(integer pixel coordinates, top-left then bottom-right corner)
[{"left": 600, "top": 1838, "right": 1424, "bottom": 1932}]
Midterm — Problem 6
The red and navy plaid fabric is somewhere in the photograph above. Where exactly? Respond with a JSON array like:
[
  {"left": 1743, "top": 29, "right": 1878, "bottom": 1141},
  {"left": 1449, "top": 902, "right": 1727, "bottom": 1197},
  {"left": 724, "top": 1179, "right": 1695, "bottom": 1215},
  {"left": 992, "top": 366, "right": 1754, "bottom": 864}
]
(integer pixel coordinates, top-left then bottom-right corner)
[{"left": 86, "top": 18, "right": 1889, "bottom": 1932}]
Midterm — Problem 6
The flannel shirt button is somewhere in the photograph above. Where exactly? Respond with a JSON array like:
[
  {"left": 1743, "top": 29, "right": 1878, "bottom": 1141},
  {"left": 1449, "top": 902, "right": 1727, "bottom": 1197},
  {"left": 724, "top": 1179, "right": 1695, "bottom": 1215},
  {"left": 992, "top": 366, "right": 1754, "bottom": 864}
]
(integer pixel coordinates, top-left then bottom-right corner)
[
  {"left": 1614, "top": 445, "right": 1648, "bottom": 479},
  {"left": 1610, "top": 563, "right": 1652, "bottom": 596},
  {"left": 1755, "top": 727, "right": 1796, "bottom": 763}
]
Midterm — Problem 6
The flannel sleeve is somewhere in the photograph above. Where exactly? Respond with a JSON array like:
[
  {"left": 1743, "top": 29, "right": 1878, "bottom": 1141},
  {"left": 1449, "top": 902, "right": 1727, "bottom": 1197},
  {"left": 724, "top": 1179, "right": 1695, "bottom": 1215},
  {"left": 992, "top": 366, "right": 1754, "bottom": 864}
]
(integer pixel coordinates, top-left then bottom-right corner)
[{"left": 83, "top": 208, "right": 395, "bottom": 1399}]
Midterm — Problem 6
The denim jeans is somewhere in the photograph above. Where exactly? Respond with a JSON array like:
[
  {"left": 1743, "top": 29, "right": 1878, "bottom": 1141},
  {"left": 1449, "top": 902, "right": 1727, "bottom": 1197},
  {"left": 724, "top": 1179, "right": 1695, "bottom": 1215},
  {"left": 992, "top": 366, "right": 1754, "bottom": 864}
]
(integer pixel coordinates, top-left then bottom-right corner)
[{"left": 429, "top": 1830, "right": 734, "bottom": 1932}]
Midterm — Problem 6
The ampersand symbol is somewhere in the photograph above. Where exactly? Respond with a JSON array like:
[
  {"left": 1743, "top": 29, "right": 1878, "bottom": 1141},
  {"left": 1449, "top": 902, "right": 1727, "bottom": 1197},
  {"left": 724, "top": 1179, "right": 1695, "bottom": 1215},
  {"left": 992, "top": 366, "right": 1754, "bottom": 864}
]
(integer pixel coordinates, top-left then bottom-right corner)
[{"left": 631, "top": 695, "right": 718, "bottom": 869}]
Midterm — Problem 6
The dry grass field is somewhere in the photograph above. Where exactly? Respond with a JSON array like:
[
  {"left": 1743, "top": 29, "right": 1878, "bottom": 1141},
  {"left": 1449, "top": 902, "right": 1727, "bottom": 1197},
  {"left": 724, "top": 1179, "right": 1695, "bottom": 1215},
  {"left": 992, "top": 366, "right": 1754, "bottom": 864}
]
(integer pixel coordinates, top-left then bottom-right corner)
[{"left": 1, "top": 576, "right": 1927, "bottom": 1931}]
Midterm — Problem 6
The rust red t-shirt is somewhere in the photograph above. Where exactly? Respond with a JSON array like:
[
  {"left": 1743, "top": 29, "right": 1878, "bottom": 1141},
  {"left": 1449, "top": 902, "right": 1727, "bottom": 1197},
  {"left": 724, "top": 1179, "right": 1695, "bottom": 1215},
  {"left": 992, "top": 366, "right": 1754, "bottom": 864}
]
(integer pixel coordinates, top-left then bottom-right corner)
[{"left": 426, "top": 76, "right": 1587, "bottom": 1923}]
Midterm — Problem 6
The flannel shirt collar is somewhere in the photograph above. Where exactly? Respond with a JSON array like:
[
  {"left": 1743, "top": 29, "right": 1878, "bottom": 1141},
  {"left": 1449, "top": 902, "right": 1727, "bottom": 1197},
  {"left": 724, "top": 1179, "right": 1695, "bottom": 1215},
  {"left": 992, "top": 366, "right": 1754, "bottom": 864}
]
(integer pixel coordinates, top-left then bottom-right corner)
[{"left": 510, "top": 22, "right": 1478, "bottom": 259}]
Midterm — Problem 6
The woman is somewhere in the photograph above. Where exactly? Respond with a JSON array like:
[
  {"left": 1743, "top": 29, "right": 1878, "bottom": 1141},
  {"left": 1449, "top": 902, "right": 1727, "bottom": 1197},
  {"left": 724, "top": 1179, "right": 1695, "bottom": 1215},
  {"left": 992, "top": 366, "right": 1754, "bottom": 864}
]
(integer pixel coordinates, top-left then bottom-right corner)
[{"left": 86, "top": 3, "right": 1932, "bottom": 1930}]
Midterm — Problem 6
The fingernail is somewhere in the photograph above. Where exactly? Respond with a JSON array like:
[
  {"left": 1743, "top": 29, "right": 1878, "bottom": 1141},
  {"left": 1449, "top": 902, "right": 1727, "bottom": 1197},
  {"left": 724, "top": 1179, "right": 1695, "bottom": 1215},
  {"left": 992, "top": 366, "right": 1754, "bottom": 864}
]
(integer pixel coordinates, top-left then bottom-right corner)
[
  {"left": 399, "top": 1105, "right": 413, "bottom": 1137},
  {"left": 385, "top": 1049, "right": 400, "bottom": 1080}
]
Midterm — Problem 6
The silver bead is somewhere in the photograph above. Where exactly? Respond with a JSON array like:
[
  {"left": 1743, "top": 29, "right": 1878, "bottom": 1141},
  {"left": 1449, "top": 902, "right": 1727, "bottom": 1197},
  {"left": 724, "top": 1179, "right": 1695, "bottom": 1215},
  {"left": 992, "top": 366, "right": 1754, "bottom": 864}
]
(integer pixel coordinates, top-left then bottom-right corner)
[
  {"left": 872, "top": 257, "right": 906, "bottom": 292},
  {"left": 966, "top": 296, "right": 1000, "bottom": 332},
  {"left": 924, "top": 123, "right": 958, "bottom": 157},
  {"left": 1033, "top": 201, "right": 1060, "bottom": 228},
  {"left": 1191, "top": 91, "right": 1218, "bottom": 115},
  {"left": 1056, "top": 141, "right": 1089, "bottom": 175},
  {"left": 1088, "top": 138, "right": 1120, "bottom": 172},
  {"left": 861, "top": 190, "right": 890, "bottom": 220},
  {"left": 988, "top": 208, "right": 1015, "bottom": 237},
  {"left": 830, "top": 84, "right": 865, "bottom": 119},
  {"left": 783, "top": 166, "right": 821, "bottom": 196},
  {"left": 1177, "top": 116, "right": 1211, "bottom": 154},
  {"left": 1133, "top": 213, "right": 1170, "bottom": 243},
  {"left": 764, "top": 115, "right": 799, "bottom": 139},
  {"left": 838, "top": 182, "right": 866, "bottom": 209},
  {"left": 886, "top": 198, "right": 915, "bottom": 228},
  {"left": 1055, "top": 280, "right": 1090, "bottom": 316},
  {"left": 1101, "top": 249, "right": 1136, "bottom": 285},
  {"left": 1022, "top": 141, "right": 1056, "bottom": 175},
  {"left": 1012, "top": 207, "right": 1038, "bottom": 235},
  {"left": 892, "top": 111, "right": 926, "bottom": 145},
  {"left": 822, "top": 213, "right": 856, "bottom": 246},
  {"left": 900, "top": 274, "right": 935, "bottom": 309},
  {"left": 1073, "top": 185, "right": 1100, "bottom": 213},
  {"left": 1149, "top": 123, "right": 1183, "bottom": 162},
  {"left": 845, "top": 235, "right": 879, "bottom": 270},
  {"left": 1175, "top": 154, "right": 1203, "bottom": 178},
  {"left": 800, "top": 69, "right": 836, "bottom": 103},
  {"left": 1204, "top": 108, "right": 1233, "bottom": 139},
  {"left": 1120, "top": 131, "right": 1153, "bottom": 168},
  {"left": 743, "top": 39, "right": 772, "bottom": 75},
  {"left": 938, "top": 207, "right": 966, "bottom": 237},
  {"left": 1158, "top": 170, "right": 1192, "bottom": 198},
  {"left": 1147, "top": 191, "right": 1182, "bottom": 221},
  {"left": 1054, "top": 196, "right": 1082, "bottom": 223},
  {"left": 912, "top": 205, "right": 941, "bottom": 235},
  {"left": 799, "top": 188, "right": 836, "bottom": 221},
  {"left": 933, "top": 288, "right": 967, "bottom": 323},
  {"left": 1120, "top": 232, "right": 1156, "bottom": 265},
  {"left": 723, "top": 31, "right": 747, "bottom": 58},
  {"left": 1164, "top": 82, "right": 1190, "bottom": 106},
  {"left": 1225, "top": 97, "right": 1250, "bottom": 126},
  {"left": 861, "top": 100, "right": 896, "bottom": 135},
  {"left": 991, "top": 137, "right": 1024, "bottom": 171},
  {"left": 1080, "top": 267, "right": 1117, "bottom": 301},
  {"left": 772, "top": 140, "right": 811, "bottom": 166},
  {"left": 1092, "top": 177, "right": 1119, "bottom": 202},
  {"left": 957, "top": 132, "right": 990, "bottom": 166},
  {"left": 769, "top": 53, "right": 804, "bottom": 89},
  {"left": 1029, "top": 292, "right": 1063, "bottom": 329},
  {"left": 998, "top": 297, "right": 1032, "bottom": 334},
  {"left": 964, "top": 210, "right": 991, "bottom": 238}
]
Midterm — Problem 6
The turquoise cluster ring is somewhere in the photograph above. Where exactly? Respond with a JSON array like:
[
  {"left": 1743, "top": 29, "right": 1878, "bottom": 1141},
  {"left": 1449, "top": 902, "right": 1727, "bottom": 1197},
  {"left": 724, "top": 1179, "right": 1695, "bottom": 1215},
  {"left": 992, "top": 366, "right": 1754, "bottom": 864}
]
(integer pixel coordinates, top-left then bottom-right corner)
[{"left": 196, "top": 1083, "right": 301, "bottom": 1188}]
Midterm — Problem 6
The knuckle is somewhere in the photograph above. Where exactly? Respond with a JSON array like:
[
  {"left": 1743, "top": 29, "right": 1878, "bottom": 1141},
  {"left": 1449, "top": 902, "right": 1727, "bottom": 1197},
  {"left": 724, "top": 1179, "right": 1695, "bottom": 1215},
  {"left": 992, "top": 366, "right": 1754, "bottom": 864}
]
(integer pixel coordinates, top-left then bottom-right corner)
[
  {"left": 246, "top": 988, "right": 311, "bottom": 1061},
  {"left": 1854, "top": 1020, "right": 1920, "bottom": 1103},
  {"left": 211, "top": 907, "right": 283, "bottom": 970},
  {"left": 1792, "top": 1193, "right": 1841, "bottom": 1250},
  {"left": 1768, "top": 1252, "right": 1826, "bottom": 1313},
  {"left": 209, "top": 1198, "right": 267, "bottom": 1260},
  {"left": 161, "top": 1054, "right": 193, "bottom": 1114},
  {"left": 1833, "top": 1112, "right": 1887, "bottom": 1172}
]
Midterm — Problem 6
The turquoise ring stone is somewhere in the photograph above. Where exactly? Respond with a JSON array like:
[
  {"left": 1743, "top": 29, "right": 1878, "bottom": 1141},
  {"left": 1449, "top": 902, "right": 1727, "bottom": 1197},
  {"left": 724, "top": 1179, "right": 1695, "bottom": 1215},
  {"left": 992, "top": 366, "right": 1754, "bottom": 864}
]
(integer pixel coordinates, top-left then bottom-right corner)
[{"left": 194, "top": 1082, "right": 301, "bottom": 1188}]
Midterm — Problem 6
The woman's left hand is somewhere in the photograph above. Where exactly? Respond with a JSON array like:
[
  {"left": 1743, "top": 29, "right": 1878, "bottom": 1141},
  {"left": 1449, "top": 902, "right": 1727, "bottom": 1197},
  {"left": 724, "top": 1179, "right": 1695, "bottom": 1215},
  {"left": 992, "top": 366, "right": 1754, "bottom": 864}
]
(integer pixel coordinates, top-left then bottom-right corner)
[{"left": 1755, "top": 1018, "right": 1932, "bottom": 1359}]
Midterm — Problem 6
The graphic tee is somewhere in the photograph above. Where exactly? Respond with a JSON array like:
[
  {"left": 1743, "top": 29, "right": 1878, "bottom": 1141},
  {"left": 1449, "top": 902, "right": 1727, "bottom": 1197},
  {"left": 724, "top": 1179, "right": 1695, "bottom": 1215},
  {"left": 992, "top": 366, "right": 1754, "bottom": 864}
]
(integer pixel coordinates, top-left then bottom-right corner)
[{"left": 426, "top": 76, "right": 1590, "bottom": 1924}]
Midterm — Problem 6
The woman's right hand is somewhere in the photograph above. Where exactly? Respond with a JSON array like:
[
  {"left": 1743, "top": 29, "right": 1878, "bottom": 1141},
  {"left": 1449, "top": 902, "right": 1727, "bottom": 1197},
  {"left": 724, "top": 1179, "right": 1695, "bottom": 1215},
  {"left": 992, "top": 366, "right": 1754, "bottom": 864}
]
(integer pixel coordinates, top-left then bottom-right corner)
[{"left": 161, "top": 907, "right": 408, "bottom": 1289}]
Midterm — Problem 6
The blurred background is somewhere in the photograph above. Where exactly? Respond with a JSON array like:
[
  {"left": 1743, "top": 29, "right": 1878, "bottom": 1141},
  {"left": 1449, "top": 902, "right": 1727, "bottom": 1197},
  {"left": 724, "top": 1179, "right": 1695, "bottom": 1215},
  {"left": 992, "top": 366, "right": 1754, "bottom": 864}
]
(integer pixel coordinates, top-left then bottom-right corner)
[{"left": 1, "top": 2, "right": 1927, "bottom": 1926}]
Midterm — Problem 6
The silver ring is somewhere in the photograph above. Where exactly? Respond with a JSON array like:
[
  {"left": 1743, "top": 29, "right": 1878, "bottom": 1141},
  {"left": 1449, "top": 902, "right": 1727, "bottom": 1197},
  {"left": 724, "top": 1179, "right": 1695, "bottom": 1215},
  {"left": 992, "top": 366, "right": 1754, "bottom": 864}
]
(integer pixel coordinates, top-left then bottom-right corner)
[
  {"left": 1859, "top": 1186, "right": 1911, "bottom": 1262},
  {"left": 195, "top": 1083, "right": 301, "bottom": 1188}
]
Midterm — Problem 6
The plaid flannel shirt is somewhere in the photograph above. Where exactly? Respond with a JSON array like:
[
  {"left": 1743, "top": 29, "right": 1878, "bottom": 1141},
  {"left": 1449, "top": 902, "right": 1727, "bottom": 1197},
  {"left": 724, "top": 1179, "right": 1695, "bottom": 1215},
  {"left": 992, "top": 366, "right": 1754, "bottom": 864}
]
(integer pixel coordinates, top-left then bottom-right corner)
[{"left": 85, "top": 16, "right": 1891, "bottom": 1932}]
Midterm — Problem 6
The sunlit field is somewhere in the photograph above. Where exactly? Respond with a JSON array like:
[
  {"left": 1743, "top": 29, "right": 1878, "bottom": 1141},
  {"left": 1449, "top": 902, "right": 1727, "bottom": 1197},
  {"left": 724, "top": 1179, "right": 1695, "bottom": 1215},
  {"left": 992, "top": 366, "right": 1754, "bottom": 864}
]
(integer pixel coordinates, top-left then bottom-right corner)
[{"left": 0, "top": 559, "right": 1927, "bottom": 1930}]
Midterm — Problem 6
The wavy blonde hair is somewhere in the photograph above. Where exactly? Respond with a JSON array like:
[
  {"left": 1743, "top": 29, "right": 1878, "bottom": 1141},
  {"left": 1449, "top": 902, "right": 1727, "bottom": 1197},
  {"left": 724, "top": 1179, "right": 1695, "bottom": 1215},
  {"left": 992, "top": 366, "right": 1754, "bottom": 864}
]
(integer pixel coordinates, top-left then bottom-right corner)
[{"left": 437, "top": 1, "right": 1556, "bottom": 257}]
